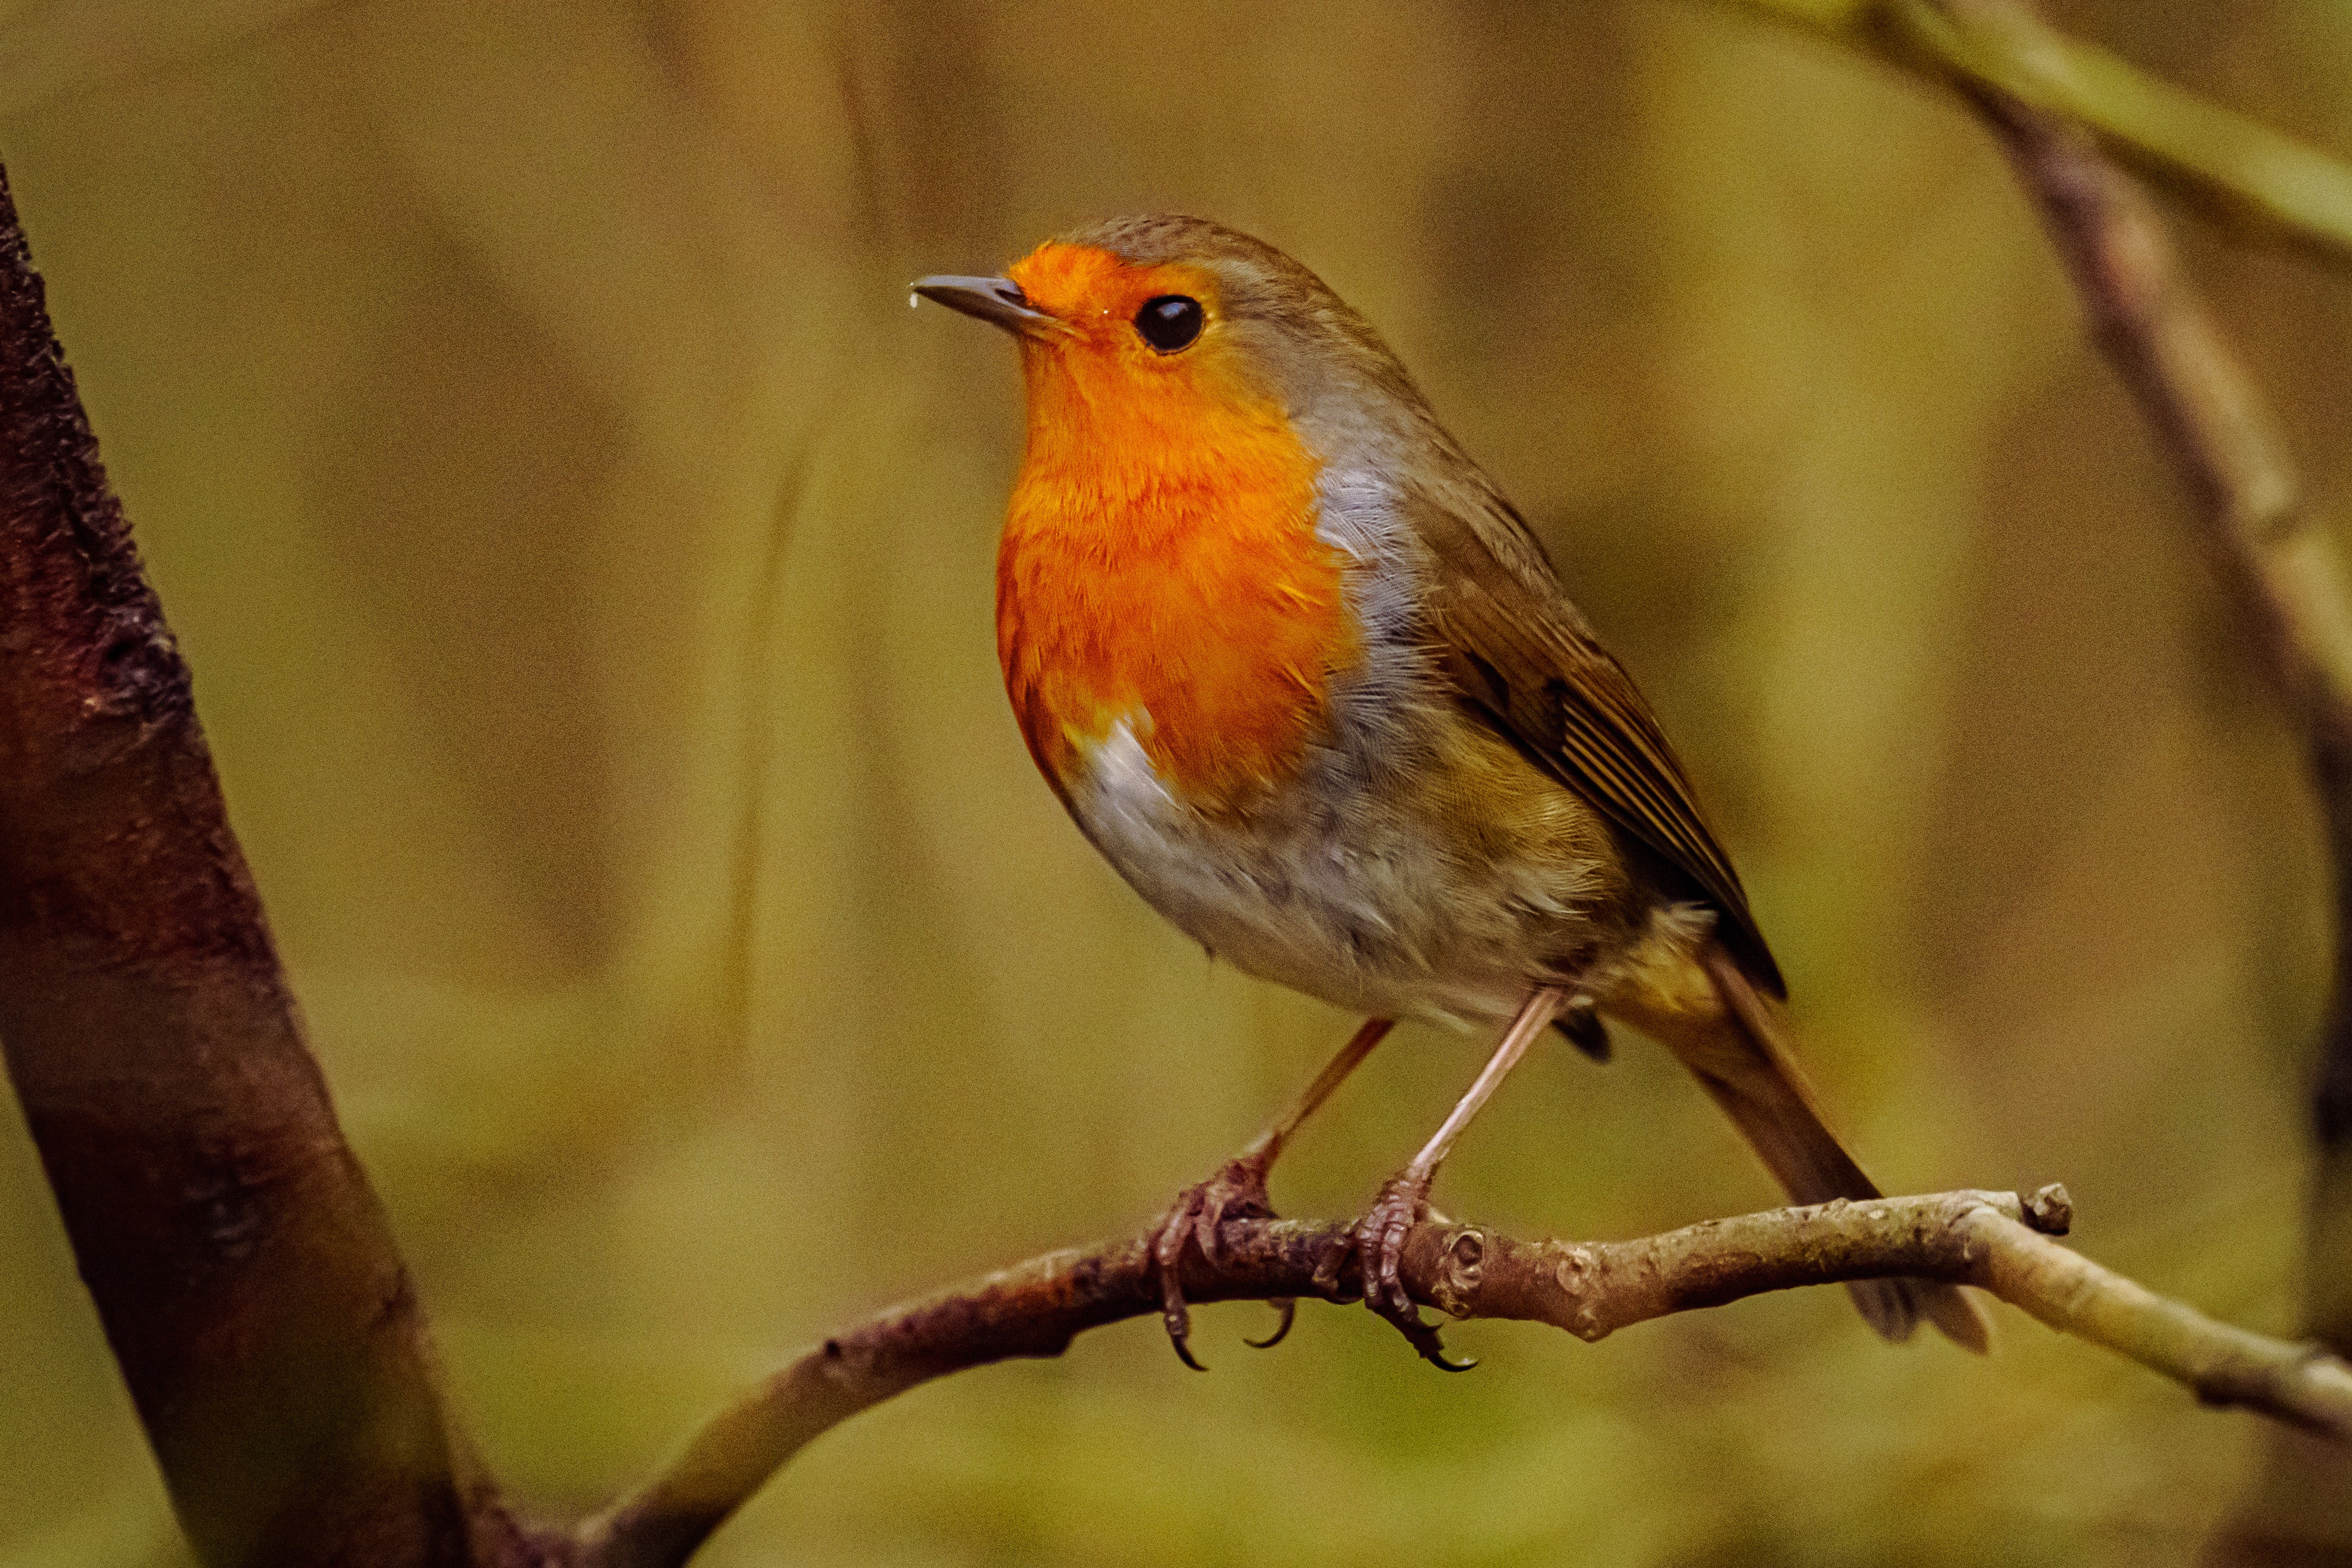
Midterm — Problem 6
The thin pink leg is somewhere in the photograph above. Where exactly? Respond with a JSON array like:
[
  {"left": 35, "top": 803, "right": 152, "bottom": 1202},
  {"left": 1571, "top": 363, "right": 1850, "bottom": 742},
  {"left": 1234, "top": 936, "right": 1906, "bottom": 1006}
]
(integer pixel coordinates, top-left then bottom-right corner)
[
  {"left": 1153, "top": 1017, "right": 1395, "bottom": 1369},
  {"left": 1355, "top": 987, "right": 1566, "bottom": 1367}
]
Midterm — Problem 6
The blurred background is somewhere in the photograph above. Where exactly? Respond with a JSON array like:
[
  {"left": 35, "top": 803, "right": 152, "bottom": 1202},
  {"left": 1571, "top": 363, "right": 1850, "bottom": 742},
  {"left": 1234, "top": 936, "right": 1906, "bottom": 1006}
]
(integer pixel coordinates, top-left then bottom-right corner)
[{"left": 1, "top": 1, "right": 2348, "bottom": 1564}]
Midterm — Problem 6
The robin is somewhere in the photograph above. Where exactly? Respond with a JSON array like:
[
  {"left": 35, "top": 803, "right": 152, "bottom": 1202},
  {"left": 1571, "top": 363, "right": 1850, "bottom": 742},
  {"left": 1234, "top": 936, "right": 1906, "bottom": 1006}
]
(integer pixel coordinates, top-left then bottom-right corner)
[{"left": 914, "top": 216, "right": 1986, "bottom": 1367}]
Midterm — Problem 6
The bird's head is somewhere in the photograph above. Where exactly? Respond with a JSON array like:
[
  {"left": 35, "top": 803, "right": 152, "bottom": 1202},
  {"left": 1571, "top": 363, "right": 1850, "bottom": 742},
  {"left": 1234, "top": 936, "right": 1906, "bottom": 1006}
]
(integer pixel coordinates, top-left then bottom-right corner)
[{"left": 915, "top": 215, "right": 1426, "bottom": 463}]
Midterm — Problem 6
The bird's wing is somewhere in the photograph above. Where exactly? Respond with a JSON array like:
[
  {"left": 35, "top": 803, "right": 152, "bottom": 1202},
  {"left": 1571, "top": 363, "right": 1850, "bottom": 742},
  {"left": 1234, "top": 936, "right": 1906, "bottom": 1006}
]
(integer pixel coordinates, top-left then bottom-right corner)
[{"left": 1399, "top": 480, "right": 1784, "bottom": 996}]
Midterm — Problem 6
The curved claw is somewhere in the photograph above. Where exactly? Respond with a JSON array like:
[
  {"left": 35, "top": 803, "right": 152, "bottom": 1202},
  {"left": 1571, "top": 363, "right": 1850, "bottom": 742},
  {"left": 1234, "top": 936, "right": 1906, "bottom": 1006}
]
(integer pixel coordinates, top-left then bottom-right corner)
[
  {"left": 1153, "top": 1186, "right": 1209, "bottom": 1370},
  {"left": 1159, "top": 1260, "right": 1207, "bottom": 1371},
  {"left": 1392, "top": 1311, "right": 1476, "bottom": 1371},
  {"left": 1244, "top": 1297, "right": 1296, "bottom": 1350},
  {"left": 1352, "top": 1169, "right": 1472, "bottom": 1369},
  {"left": 1149, "top": 1154, "right": 1277, "bottom": 1371}
]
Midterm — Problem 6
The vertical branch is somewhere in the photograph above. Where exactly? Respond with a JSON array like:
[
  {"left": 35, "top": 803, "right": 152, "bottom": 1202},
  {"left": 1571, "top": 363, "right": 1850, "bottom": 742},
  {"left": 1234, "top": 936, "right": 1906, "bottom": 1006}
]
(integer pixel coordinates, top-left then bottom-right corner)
[
  {"left": 1911, "top": 5, "right": 2352, "bottom": 1554},
  {"left": 0, "top": 168, "right": 515, "bottom": 1566},
  {"left": 1932, "top": 0, "right": 2352, "bottom": 1348}
]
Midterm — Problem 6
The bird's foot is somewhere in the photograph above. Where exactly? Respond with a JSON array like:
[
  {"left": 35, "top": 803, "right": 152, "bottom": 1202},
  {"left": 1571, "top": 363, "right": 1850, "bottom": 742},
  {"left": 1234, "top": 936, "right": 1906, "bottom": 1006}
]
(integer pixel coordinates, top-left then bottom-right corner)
[
  {"left": 1351, "top": 1170, "right": 1474, "bottom": 1371},
  {"left": 1150, "top": 1152, "right": 1283, "bottom": 1370}
]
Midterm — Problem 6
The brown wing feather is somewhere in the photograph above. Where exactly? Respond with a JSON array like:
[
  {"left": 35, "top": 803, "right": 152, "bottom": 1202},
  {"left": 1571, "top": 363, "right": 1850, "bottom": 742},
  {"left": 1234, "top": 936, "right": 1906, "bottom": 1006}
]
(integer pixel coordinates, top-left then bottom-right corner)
[{"left": 1401, "top": 483, "right": 1785, "bottom": 997}]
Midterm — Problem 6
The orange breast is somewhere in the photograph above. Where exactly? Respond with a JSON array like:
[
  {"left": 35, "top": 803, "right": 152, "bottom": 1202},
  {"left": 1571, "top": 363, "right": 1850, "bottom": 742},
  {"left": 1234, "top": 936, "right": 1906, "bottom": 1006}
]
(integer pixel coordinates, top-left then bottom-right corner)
[{"left": 995, "top": 342, "right": 1358, "bottom": 811}]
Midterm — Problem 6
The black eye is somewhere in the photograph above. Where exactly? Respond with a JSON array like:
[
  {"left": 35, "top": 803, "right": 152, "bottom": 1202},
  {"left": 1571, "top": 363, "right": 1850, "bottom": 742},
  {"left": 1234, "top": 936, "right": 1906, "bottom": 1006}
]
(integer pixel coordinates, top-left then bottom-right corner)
[{"left": 1135, "top": 294, "right": 1205, "bottom": 353}]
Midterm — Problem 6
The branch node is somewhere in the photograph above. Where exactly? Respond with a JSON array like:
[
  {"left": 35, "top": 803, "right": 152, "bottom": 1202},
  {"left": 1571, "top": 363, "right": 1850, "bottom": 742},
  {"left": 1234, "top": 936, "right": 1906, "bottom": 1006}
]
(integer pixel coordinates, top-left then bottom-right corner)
[
  {"left": 2023, "top": 1183, "right": 2075, "bottom": 1235},
  {"left": 1431, "top": 1226, "right": 1484, "bottom": 1317},
  {"left": 1552, "top": 1245, "right": 1593, "bottom": 1294}
]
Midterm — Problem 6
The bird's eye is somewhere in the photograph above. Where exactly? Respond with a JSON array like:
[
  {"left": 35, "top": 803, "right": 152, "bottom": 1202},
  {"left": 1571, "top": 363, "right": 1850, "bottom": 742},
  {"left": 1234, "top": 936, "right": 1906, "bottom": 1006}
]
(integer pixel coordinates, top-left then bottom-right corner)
[{"left": 1135, "top": 295, "right": 1205, "bottom": 353}]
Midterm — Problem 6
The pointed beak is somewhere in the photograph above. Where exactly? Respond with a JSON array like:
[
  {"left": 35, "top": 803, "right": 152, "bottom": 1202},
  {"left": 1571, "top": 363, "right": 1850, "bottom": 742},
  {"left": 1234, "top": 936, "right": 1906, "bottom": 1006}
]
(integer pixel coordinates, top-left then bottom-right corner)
[{"left": 910, "top": 274, "right": 1062, "bottom": 338}]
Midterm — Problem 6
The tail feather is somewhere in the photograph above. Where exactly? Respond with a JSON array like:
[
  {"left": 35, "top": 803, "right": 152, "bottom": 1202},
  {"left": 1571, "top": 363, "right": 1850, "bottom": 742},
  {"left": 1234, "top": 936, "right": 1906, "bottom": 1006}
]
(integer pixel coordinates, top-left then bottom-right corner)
[{"left": 1641, "top": 941, "right": 1990, "bottom": 1354}]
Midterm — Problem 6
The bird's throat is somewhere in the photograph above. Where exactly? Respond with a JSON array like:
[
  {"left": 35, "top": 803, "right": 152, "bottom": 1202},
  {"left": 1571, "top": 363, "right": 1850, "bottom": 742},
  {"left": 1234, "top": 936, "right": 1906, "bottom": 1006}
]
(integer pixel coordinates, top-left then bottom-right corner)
[{"left": 996, "top": 360, "right": 1357, "bottom": 812}]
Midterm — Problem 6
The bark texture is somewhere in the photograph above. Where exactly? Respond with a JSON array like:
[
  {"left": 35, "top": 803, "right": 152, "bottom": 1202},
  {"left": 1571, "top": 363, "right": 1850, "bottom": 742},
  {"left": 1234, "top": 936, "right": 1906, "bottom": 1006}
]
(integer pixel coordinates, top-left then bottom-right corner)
[{"left": 0, "top": 165, "right": 517, "bottom": 1568}]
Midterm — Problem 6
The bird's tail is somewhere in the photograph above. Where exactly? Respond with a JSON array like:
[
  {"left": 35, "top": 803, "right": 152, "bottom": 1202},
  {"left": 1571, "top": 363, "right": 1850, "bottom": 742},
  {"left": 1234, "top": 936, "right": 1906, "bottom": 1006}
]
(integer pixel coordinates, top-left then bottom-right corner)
[{"left": 1620, "top": 939, "right": 1989, "bottom": 1353}]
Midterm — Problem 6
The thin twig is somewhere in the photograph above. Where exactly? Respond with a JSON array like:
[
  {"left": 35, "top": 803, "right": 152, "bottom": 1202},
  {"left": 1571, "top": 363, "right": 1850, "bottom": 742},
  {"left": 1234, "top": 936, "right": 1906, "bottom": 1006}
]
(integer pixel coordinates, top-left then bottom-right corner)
[
  {"left": 1712, "top": 0, "right": 2352, "bottom": 268},
  {"left": 1932, "top": 0, "right": 2352, "bottom": 1213},
  {"left": 1923, "top": 0, "right": 2352, "bottom": 1550},
  {"left": 573, "top": 1187, "right": 2352, "bottom": 1568}
]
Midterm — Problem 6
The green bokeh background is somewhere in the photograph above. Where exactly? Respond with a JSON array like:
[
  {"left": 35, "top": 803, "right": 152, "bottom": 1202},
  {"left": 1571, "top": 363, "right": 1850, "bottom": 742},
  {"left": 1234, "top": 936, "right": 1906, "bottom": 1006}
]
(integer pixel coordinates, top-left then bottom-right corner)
[{"left": 2, "top": 2, "right": 2347, "bottom": 1563}]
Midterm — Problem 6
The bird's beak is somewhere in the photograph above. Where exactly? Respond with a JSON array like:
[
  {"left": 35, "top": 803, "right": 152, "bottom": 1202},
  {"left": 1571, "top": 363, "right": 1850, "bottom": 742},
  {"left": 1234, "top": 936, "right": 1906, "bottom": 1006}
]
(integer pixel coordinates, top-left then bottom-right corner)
[{"left": 910, "top": 274, "right": 1063, "bottom": 338}]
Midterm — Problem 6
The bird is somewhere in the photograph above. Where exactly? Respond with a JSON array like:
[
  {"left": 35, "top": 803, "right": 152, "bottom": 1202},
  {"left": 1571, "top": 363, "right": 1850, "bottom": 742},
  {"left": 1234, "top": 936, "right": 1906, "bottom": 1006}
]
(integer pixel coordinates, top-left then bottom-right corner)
[{"left": 912, "top": 215, "right": 1986, "bottom": 1368}]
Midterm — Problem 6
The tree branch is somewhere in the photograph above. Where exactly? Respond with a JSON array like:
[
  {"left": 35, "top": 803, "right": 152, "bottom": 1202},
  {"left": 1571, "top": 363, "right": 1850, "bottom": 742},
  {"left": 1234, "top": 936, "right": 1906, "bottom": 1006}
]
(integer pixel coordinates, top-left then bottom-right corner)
[
  {"left": 1929, "top": 0, "right": 2352, "bottom": 1251},
  {"left": 0, "top": 167, "right": 524, "bottom": 1567},
  {"left": 573, "top": 1186, "right": 2352, "bottom": 1568},
  {"left": 1716, "top": 0, "right": 2352, "bottom": 1335},
  {"left": 1712, "top": 0, "right": 2352, "bottom": 268},
  {"left": 1711, "top": 3, "right": 2352, "bottom": 1547}
]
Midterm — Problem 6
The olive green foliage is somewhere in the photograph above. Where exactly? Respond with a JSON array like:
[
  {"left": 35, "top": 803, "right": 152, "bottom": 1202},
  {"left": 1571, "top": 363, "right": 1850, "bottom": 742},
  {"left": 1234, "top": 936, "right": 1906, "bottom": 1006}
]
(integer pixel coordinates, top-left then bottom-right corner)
[{"left": 1, "top": 3, "right": 2347, "bottom": 1564}]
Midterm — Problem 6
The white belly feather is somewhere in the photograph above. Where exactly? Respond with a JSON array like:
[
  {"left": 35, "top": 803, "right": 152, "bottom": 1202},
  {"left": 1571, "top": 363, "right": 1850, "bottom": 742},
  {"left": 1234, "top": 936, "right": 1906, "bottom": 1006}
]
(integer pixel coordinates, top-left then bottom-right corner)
[{"left": 1062, "top": 714, "right": 1600, "bottom": 1029}]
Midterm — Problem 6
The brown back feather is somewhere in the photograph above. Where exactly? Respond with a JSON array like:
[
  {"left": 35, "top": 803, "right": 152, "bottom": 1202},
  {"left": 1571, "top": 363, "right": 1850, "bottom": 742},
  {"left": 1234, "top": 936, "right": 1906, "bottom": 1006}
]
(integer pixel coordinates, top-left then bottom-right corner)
[{"left": 1401, "top": 484, "right": 1785, "bottom": 996}]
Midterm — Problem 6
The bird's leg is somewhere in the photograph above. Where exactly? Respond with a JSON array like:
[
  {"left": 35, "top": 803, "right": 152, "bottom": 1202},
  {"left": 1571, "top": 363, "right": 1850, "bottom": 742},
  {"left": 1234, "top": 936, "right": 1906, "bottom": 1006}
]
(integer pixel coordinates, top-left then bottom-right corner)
[
  {"left": 1354, "top": 986, "right": 1566, "bottom": 1369},
  {"left": 1153, "top": 1016, "right": 1393, "bottom": 1369}
]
